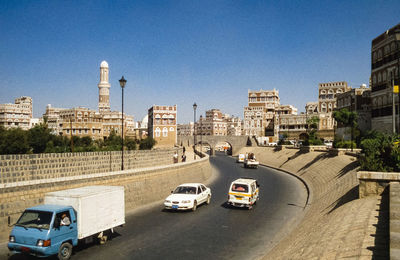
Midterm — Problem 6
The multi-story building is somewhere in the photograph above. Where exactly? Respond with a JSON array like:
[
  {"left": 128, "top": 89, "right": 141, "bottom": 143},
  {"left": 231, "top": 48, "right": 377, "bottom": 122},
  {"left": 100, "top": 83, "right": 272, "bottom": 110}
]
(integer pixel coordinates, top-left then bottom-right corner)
[
  {"left": 0, "top": 96, "right": 33, "bottom": 130},
  {"left": 336, "top": 84, "right": 371, "bottom": 140},
  {"left": 177, "top": 122, "right": 194, "bottom": 136},
  {"left": 278, "top": 113, "right": 308, "bottom": 140},
  {"left": 44, "top": 61, "right": 135, "bottom": 140},
  {"left": 317, "top": 81, "right": 351, "bottom": 139},
  {"left": 226, "top": 116, "right": 242, "bottom": 136},
  {"left": 243, "top": 89, "right": 280, "bottom": 140},
  {"left": 370, "top": 23, "right": 400, "bottom": 133},
  {"left": 197, "top": 109, "right": 227, "bottom": 136},
  {"left": 148, "top": 105, "right": 177, "bottom": 147}
]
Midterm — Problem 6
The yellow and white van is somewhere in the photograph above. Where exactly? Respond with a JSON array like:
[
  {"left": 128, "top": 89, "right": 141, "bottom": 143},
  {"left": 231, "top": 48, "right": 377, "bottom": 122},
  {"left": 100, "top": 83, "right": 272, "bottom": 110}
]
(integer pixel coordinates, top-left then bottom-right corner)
[{"left": 227, "top": 178, "right": 260, "bottom": 209}]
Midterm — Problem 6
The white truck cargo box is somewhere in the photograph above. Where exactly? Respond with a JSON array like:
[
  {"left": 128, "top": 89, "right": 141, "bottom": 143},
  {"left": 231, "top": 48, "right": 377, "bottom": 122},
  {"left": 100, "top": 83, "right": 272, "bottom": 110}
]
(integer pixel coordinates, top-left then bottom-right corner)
[{"left": 44, "top": 186, "right": 125, "bottom": 239}]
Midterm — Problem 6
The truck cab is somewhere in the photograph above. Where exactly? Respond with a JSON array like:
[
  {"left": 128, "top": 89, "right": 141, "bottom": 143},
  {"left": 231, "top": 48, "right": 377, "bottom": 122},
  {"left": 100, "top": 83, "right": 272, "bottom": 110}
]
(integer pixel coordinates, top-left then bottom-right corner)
[{"left": 8, "top": 204, "right": 78, "bottom": 259}]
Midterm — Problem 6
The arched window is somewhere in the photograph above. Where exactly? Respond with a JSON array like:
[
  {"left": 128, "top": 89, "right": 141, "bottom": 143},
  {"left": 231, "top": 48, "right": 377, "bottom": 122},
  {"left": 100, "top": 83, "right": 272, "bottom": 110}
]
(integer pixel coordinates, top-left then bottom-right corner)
[
  {"left": 155, "top": 127, "right": 161, "bottom": 137},
  {"left": 321, "top": 103, "right": 327, "bottom": 113},
  {"left": 169, "top": 127, "right": 174, "bottom": 132},
  {"left": 373, "top": 74, "right": 377, "bottom": 84},
  {"left": 378, "top": 73, "right": 382, "bottom": 83},
  {"left": 162, "top": 127, "right": 168, "bottom": 137}
]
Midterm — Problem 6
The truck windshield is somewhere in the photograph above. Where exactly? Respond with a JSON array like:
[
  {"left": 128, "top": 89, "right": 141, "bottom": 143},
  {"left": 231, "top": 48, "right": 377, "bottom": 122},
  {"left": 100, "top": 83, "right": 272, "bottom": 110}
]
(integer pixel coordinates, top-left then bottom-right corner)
[{"left": 16, "top": 210, "right": 53, "bottom": 230}]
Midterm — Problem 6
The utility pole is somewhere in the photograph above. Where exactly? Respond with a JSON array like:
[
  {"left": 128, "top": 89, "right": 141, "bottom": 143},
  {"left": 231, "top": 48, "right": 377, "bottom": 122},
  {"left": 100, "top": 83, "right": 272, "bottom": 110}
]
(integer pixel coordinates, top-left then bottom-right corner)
[
  {"left": 70, "top": 118, "right": 74, "bottom": 152},
  {"left": 393, "top": 71, "right": 397, "bottom": 134}
]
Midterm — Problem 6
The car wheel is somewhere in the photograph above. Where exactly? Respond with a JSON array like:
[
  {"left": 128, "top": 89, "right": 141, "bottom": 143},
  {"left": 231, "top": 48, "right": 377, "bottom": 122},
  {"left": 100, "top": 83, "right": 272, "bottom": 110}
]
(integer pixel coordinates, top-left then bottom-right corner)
[
  {"left": 58, "top": 242, "right": 72, "bottom": 260},
  {"left": 192, "top": 201, "right": 197, "bottom": 211},
  {"left": 206, "top": 195, "right": 211, "bottom": 205}
]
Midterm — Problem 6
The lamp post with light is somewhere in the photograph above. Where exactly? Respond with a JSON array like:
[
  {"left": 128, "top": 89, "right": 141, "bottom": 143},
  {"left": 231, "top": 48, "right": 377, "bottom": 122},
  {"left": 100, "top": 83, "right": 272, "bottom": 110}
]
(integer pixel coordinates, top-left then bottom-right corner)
[
  {"left": 119, "top": 76, "right": 127, "bottom": 171},
  {"left": 193, "top": 103, "right": 197, "bottom": 160}
]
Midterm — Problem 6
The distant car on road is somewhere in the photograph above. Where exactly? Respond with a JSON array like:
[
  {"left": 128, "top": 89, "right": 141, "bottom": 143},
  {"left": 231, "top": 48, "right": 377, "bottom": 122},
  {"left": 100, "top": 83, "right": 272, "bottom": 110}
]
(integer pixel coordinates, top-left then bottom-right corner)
[
  {"left": 227, "top": 178, "right": 260, "bottom": 209},
  {"left": 267, "top": 142, "right": 278, "bottom": 146},
  {"left": 237, "top": 154, "right": 245, "bottom": 163},
  {"left": 164, "top": 183, "right": 212, "bottom": 211}
]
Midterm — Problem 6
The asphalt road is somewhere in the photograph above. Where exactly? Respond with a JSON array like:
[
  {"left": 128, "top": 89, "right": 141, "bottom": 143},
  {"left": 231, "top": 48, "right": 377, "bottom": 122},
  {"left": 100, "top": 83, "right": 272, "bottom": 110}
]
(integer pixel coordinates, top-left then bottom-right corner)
[{"left": 3, "top": 152, "right": 307, "bottom": 260}]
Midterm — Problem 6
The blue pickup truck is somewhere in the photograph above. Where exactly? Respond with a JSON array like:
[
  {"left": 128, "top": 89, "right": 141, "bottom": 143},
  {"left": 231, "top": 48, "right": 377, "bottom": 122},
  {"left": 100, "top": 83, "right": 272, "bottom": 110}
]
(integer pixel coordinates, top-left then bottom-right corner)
[
  {"left": 7, "top": 185, "right": 125, "bottom": 260},
  {"left": 8, "top": 204, "right": 78, "bottom": 259}
]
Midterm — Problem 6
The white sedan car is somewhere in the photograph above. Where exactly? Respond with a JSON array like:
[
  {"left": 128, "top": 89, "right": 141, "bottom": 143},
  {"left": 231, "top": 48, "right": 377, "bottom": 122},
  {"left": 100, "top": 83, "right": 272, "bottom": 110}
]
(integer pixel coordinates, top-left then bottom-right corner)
[{"left": 164, "top": 183, "right": 212, "bottom": 211}]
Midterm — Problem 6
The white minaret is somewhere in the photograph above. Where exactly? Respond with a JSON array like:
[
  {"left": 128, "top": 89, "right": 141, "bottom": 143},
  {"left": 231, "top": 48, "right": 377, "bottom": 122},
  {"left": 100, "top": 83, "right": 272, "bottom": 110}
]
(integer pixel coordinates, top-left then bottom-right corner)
[{"left": 98, "top": 60, "right": 111, "bottom": 113}]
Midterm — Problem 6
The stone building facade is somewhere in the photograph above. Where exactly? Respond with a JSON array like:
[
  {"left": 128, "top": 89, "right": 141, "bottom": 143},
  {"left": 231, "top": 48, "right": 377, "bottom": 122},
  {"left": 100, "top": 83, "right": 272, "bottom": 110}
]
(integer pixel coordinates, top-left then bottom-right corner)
[
  {"left": 318, "top": 81, "right": 351, "bottom": 134},
  {"left": 336, "top": 84, "right": 372, "bottom": 140},
  {"left": 370, "top": 23, "right": 400, "bottom": 133},
  {"left": 148, "top": 105, "right": 177, "bottom": 147},
  {"left": 0, "top": 96, "right": 33, "bottom": 130},
  {"left": 243, "top": 89, "right": 280, "bottom": 140}
]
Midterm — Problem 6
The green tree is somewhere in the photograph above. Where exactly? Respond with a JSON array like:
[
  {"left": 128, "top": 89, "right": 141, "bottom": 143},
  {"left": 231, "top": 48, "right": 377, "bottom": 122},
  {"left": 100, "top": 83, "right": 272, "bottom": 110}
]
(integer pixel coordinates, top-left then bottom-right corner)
[
  {"left": 333, "top": 108, "right": 358, "bottom": 151},
  {"left": 125, "top": 137, "right": 137, "bottom": 150},
  {"left": 304, "top": 116, "right": 323, "bottom": 146},
  {"left": 139, "top": 137, "right": 156, "bottom": 150},
  {"left": 359, "top": 132, "right": 399, "bottom": 171},
  {"left": 0, "top": 127, "right": 30, "bottom": 154},
  {"left": 28, "top": 123, "right": 53, "bottom": 153}
]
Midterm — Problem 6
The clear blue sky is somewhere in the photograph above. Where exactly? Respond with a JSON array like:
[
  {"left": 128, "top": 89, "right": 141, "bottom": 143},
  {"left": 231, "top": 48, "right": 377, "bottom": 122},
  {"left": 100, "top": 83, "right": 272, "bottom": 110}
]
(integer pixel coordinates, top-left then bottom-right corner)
[{"left": 1, "top": 0, "right": 400, "bottom": 123}]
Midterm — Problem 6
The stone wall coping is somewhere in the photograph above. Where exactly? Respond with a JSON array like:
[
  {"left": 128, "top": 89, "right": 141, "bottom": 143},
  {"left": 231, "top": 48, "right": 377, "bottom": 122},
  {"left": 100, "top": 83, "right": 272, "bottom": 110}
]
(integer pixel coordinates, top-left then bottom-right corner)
[
  {"left": 0, "top": 153, "right": 209, "bottom": 189},
  {"left": 358, "top": 171, "right": 400, "bottom": 180}
]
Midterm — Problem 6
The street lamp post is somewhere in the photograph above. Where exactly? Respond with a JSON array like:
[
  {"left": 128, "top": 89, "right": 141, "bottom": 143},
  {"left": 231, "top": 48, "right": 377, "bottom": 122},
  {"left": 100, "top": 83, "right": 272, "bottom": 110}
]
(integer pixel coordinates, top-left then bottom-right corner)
[
  {"left": 193, "top": 103, "right": 197, "bottom": 160},
  {"left": 119, "top": 76, "right": 127, "bottom": 171},
  {"left": 200, "top": 115, "right": 203, "bottom": 153}
]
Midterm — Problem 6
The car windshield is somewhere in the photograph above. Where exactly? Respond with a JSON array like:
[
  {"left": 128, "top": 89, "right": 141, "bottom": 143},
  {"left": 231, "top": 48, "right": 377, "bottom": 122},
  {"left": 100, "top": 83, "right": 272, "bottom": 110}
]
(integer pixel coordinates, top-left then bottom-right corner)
[
  {"left": 15, "top": 210, "right": 53, "bottom": 230},
  {"left": 174, "top": 186, "right": 197, "bottom": 194},
  {"left": 231, "top": 184, "right": 249, "bottom": 193}
]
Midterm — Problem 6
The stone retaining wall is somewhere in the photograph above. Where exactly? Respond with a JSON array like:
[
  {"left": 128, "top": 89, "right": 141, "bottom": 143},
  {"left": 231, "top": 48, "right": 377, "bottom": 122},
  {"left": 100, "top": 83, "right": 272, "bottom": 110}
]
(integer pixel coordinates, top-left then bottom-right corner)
[
  {"left": 237, "top": 147, "right": 383, "bottom": 259},
  {"left": 391, "top": 182, "right": 400, "bottom": 259},
  {"left": 0, "top": 149, "right": 181, "bottom": 186},
  {"left": 0, "top": 151, "right": 210, "bottom": 242}
]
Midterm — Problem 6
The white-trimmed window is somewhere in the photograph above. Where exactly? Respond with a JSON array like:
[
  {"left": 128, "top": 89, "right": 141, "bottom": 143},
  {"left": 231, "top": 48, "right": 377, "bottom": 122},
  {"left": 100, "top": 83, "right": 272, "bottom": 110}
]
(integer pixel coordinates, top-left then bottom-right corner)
[
  {"left": 155, "top": 127, "right": 161, "bottom": 137},
  {"left": 169, "top": 127, "right": 174, "bottom": 131},
  {"left": 162, "top": 127, "right": 168, "bottom": 137}
]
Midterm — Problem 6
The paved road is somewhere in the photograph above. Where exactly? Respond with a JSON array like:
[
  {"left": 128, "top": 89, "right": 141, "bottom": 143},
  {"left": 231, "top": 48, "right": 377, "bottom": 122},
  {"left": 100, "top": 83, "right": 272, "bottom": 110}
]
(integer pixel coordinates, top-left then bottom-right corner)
[{"left": 3, "top": 153, "right": 307, "bottom": 260}]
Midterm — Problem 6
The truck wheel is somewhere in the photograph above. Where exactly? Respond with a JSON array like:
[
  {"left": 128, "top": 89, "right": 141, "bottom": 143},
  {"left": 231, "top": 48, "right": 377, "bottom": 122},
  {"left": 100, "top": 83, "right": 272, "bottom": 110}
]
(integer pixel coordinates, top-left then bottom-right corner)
[
  {"left": 58, "top": 242, "right": 72, "bottom": 260},
  {"left": 192, "top": 201, "right": 197, "bottom": 211}
]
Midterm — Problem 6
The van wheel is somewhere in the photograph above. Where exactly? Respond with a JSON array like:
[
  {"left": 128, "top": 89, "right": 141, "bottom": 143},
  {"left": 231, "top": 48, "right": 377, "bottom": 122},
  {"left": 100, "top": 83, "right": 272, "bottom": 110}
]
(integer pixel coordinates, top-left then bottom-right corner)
[
  {"left": 206, "top": 195, "right": 211, "bottom": 205},
  {"left": 192, "top": 201, "right": 197, "bottom": 211},
  {"left": 58, "top": 242, "right": 72, "bottom": 260}
]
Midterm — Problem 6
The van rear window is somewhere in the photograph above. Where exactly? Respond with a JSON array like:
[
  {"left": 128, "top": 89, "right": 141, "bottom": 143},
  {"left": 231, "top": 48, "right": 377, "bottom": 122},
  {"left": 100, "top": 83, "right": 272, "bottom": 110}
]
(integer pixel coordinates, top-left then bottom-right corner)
[{"left": 231, "top": 184, "right": 249, "bottom": 192}]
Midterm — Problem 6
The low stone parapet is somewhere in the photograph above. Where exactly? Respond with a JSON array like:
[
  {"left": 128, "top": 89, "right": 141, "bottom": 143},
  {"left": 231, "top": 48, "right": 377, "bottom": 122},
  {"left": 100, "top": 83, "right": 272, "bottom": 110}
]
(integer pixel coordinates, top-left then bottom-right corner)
[
  {"left": 329, "top": 148, "right": 362, "bottom": 156},
  {"left": 391, "top": 182, "right": 400, "bottom": 259},
  {"left": 358, "top": 171, "right": 400, "bottom": 198}
]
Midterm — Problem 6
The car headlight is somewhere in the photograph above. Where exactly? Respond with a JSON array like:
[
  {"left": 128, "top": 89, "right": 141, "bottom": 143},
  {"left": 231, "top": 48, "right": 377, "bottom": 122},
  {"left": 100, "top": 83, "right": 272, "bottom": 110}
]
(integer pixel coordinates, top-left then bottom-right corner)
[
  {"left": 37, "top": 239, "right": 51, "bottom": 247},
  {"left": 181, "top": 200, "right": 191, "bottom": 204},
  {"left": 9, "top": 236, "right": 15, "bottom": 243}
]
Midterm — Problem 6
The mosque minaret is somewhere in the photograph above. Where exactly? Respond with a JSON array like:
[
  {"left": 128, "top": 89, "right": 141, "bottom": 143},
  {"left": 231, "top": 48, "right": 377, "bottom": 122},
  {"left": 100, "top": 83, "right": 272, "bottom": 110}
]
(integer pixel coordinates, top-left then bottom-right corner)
[{"left": 98, "top": 60, "right": 111, "bottom": 113}]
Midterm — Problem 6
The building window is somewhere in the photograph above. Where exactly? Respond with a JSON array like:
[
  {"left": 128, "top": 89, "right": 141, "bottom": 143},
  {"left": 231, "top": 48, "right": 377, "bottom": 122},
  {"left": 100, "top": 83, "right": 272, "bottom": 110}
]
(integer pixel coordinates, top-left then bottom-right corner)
[
  {"left": 169, "top": 127, "right": 174, "bottom": 131},
  {"left": 162, "top": 127, "right": 168, "bottom": 137},
  {"left": 155, "top": 127, "right": 161, "bottom": 137}
]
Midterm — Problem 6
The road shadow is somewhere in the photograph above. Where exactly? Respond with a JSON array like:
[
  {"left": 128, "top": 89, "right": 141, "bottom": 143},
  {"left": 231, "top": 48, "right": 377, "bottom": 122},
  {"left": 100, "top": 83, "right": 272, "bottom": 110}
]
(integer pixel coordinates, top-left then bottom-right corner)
[
  {"left": 220, "top": 202, "right": 254, "bottom": 210},
  {"left": 325, "top": 185, "right": 359, "bottom": 214},
  {"left": 366, "top": 187, "right": 389, "bottom": 259},
  {"left": 336, "top": 160, "right": 359, "bottom": 179}
]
